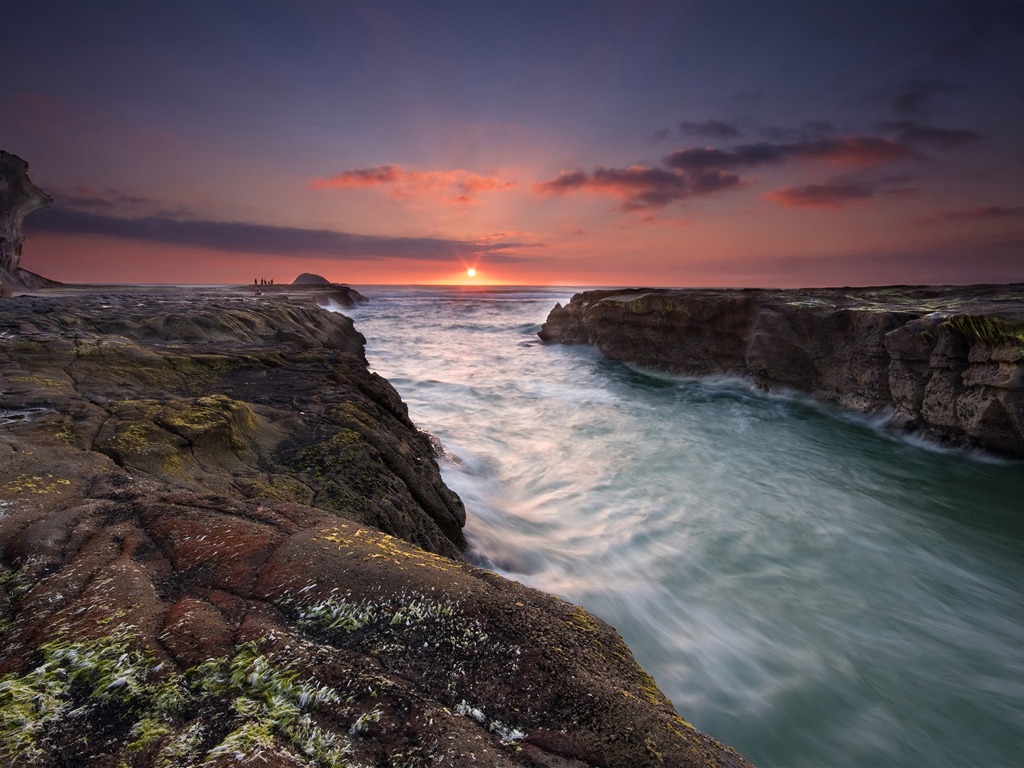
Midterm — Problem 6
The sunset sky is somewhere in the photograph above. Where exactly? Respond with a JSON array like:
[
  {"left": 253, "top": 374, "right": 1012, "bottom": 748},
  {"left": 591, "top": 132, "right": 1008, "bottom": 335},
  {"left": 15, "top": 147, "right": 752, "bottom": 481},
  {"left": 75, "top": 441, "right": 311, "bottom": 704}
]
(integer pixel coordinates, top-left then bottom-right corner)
[{"left": 3, "top": 1, "right": 1023, "bottom": 287}]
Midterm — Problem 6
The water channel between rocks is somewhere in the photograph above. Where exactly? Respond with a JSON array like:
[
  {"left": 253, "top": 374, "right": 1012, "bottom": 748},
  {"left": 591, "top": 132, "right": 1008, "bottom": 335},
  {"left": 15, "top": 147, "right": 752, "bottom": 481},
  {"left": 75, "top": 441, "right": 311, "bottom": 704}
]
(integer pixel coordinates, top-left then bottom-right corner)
[{"left": 341, "top": 285, "right": 1024, "bottom": 768}]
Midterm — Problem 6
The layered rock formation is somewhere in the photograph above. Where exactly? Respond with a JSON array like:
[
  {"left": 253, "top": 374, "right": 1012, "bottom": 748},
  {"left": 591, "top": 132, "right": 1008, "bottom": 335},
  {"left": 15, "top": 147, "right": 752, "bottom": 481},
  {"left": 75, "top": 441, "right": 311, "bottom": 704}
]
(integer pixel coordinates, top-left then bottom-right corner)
[
  {"left": 540, "top": 286, "right": 1024, "bottom": 457},
  {"left": 246, "top": 280, "right": 369, "bottom": 309},
  {"left": 0, "top": 151, "right": 56, "bottom": 294},
  {"left": 0, "top": 289, "right": 750, "bottom": 767}
]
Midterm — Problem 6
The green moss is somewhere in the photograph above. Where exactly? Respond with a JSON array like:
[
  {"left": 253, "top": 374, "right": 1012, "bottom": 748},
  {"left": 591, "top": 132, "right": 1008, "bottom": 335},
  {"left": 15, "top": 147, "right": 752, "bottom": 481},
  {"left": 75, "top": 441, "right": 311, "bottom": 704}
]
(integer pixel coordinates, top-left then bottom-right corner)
[
  {"left": 0, "top": 625, "right": 169, "bottom": 763},
  {"left": 290, "top": 428, "right": 388, "bottom": 499},
  {"left": 315, "top": 526, "right": 461, "bottom": 574},
  {"left": 567, "top": 606, "right": 600, "bottom": 633},
  {"left": 327, "top": 401, "right": 374, "bottom": 428},
  {"left": 644, "top": 735, "right": 664, "bottom": 763},
  {"left": 188, "top": 642, "right": 348, "bottom": 766},
  {"left": 665, "top": 714, "right": 696, "bottom": 739},
  {"left": 0, "top": 631, "right": 354, "bottom": 767},
  {"left": 946, "top": 314, "right": 1024, "bottom": 345},
  {"left": 54, "top": 424, "right": 77, "bottom": 446},
  {"left": 109, "top": 422, "right": 159, "bottom": 457},
  {"left": 159, "top": 451, "right": 190, "bottom": 479},
  {"left": 636, "top": 669, "right": 666, "bottom": 706},
  {"left": 606, "top": 294, "right": 686, "bottom": 317},
  {"left": 243, "top": 476, "right": 310, "bottom": 504},
  {"left": 295, "top": 594, "right": 486, "bottom": 651},
  {"left": 0, "top": 474, "right": 71, "bottom": 496},
  {"left": 7, "top": 375, "right": 66, "bottom": 388}
]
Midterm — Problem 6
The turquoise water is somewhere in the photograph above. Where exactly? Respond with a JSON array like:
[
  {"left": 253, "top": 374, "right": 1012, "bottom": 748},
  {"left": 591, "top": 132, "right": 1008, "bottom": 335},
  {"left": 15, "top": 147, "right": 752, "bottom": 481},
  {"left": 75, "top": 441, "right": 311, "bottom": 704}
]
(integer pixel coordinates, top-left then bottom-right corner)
[{"left": 343, "top": 286, "right": 1024, "bottom": 768}]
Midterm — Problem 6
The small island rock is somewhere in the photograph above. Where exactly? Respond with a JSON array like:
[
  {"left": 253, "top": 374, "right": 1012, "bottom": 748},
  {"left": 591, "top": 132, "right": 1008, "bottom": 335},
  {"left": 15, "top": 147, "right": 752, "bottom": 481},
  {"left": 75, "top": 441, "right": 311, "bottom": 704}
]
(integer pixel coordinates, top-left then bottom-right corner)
[{"left": 292, "top": 272, "right": 332, "bottom": 285}]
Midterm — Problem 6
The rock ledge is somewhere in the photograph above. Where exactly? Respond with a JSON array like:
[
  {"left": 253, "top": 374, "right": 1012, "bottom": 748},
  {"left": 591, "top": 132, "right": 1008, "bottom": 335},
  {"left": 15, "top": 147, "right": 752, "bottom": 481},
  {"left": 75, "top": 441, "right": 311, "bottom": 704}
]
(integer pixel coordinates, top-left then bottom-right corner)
[{"left": 540, "top": 285, "right": 1024, "bottom": 457}]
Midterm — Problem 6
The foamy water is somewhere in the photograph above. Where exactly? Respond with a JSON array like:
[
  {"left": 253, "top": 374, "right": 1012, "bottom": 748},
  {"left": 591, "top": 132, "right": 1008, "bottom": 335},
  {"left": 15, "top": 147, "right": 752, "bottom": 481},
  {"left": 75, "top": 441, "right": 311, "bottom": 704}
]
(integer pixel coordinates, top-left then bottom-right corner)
[{"left": 341, "top": 286, "right": 1024, "bottom": 767}]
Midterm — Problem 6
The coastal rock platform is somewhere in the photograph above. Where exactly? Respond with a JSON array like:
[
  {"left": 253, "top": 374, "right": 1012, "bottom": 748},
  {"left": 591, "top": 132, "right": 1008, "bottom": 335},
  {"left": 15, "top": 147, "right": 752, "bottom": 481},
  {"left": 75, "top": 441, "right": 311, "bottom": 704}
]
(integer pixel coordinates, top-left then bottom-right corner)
[
  {"left": 0, "top": 288, "right": 750, "bottom": 767},
  {"left": 539, "top": 285, "right": 1024, "bottom": 457}
]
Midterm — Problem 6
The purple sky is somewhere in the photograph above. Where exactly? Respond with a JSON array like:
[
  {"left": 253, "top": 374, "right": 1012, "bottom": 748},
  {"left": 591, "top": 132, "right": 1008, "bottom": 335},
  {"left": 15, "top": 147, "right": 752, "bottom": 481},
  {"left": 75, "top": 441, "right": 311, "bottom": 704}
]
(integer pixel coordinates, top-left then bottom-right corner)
[{"left": 4, "top": 1, "right": 1023, "bottom": 286}]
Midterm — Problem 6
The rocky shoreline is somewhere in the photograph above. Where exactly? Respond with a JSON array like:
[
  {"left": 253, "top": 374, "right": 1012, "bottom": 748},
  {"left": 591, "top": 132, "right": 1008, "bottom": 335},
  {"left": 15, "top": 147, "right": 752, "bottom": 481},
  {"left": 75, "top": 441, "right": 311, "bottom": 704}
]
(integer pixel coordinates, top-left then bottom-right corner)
[
  {"left": 0, "top": 287, "right": 751, "bottom": 767},
  {"left": 539, "top": 286, "right": 1024, "bottom": 458}
]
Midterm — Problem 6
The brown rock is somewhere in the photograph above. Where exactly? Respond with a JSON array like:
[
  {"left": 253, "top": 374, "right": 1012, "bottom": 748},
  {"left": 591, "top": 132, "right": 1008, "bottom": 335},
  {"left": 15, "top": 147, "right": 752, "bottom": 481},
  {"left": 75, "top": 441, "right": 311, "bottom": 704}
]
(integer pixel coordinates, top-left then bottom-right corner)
[{"left": 540, "top": 285, "right": 1024, "bottom": 457}]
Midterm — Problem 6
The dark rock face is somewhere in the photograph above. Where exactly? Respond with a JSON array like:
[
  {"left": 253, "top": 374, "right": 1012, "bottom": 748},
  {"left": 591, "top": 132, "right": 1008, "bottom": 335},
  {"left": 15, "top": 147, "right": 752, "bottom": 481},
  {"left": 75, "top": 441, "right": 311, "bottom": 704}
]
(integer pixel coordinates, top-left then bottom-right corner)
[
  {"left": 0, "top": 151, "right": 55, "bottom": 293},
  {"left": 0, "top": 289, "right": 751, "bottom": 768},
  {"left": 292, "top": 272, "right": 331, "bottom": 285},
  {"left": 540, "top": 285, "right": 1024, "bottom": 457},
  {"left": 245, "top": 281, "right": 369, "bottom": 309}
]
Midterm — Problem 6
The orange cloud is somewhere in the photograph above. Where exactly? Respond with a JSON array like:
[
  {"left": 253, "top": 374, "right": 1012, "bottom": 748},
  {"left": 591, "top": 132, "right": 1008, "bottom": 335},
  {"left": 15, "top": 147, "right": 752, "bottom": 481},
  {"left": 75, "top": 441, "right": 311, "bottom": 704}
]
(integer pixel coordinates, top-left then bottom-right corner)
[{"left": 311, "top": 165, "right": 515, "bottom": 204}]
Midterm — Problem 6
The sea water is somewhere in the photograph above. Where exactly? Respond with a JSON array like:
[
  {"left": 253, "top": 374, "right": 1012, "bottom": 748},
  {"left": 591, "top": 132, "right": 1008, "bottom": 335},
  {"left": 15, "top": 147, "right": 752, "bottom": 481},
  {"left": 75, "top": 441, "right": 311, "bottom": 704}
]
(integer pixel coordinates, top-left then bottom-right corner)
[{"left": 342, "top": 285, "right": 1024, "bottom": 768}]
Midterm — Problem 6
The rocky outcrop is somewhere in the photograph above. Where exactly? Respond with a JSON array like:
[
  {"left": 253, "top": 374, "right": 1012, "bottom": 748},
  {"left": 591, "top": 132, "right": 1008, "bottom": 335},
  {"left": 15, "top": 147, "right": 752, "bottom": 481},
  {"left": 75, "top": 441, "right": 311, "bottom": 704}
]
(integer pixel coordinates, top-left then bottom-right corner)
[
  {"left": 245, "top": 280, "right": 369, "bottom": 309},
  {"left": 540, "top": 285, "right": 1024, "bottom": 457},
  {"left": 0, "top": 151, "right": 56, "bottom": 294},
  {"left": 293, "top": 272, "right": 331, "bottom": 285},
  {"left": 0, "top": 289, "right": 751, "bottom": 767}
]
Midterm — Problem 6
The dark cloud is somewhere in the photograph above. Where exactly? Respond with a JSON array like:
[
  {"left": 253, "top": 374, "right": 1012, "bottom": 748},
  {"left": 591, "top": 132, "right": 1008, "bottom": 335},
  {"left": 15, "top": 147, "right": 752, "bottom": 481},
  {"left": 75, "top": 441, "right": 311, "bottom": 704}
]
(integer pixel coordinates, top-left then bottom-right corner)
[
  {"left": 662, "top": 144, "right": 782, "bottom": 171},
  {"left": 689, "top": 169, "right": 741, "bottom": 196},
  {"left": 538, "top": 135, "right": 912, "bottom": 213},
  {"left": 536, "top": 170, "right": 589, "bottom": 192},
  {"left": 24, "top": 208, "right": 533, "bottom": 262},
  {"left": 59, "top": 193, "right": 114, "bottom": 209},
  {"left": 663, "top": 136, "right": 914, "bottom": 171},
  {"left": 765, "top": 182, "right": 874, "bottom": 208},
  {"left": 926, "top": 206, "right": 1024, "bottom": 222},
  {"left": 880, "top": 120, "right": 983, "bottom": 149},
  {"left": 316, "top": 166, "right": 400, "bottom": 185},
  {"left": 534, "top": 165, "right": 738, "bottom": 211},
  {"left": 678, "top": 119, "right": 742, "bottom": 139},
  {"left": 757, "top": 120, "right": 834, "bottom": 142},
  {"left": 50, "top": 186, "right": 158, "bottom": 211},
  {"left": 890, "top": 79, "right": 965, "bottom": 118},
  {"left": 881, "top": 187, "right": 920, "bottom": 199}
]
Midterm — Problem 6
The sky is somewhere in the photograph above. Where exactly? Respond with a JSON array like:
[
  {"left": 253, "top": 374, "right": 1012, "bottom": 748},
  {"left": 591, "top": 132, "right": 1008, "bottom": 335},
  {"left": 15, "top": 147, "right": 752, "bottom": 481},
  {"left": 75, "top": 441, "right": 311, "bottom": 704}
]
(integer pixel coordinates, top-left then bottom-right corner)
[{"left": 3, "top": 0, "right": 1024, "bottom": 287}]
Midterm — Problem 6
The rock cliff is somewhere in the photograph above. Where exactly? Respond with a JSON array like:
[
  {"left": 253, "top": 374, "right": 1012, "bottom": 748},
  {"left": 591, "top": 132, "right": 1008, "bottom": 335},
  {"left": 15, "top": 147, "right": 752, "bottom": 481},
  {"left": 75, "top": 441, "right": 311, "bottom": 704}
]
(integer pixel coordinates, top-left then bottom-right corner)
[
  {"left": 0, "top": 151, "right": 55, "bottom": 294},
  {"left": 539, "top": 285, "right": 1024, "bottom": 457},
  {"left": 0, "top": 288, "right": 750, "bottom": 767}
]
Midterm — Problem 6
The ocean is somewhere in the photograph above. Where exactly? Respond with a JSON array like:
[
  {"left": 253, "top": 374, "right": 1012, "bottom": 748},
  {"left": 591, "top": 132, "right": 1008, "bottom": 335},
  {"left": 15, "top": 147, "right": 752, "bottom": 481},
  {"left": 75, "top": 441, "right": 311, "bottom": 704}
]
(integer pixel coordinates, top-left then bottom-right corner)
[{"left": 341, "top": 285, "right": 1024, "bottom": 768}]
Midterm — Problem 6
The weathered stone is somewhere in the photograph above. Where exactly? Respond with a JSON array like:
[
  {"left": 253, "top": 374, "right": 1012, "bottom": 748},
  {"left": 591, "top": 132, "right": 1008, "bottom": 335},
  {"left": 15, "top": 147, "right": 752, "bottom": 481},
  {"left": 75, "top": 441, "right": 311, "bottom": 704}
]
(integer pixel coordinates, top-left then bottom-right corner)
[
  {"left": 540, "top": 285, "right": 1024, "bottom": 457},
  {"left": 0, "top": 150, "right": 56, "bottom": 293}
]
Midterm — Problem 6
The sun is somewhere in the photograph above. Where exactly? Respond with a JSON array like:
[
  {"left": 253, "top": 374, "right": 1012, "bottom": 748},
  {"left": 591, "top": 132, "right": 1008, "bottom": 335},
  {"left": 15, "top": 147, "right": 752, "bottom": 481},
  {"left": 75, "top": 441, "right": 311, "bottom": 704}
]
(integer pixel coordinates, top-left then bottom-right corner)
[{"left": 466, "top": 268, "right": 477, "bottom": 277}]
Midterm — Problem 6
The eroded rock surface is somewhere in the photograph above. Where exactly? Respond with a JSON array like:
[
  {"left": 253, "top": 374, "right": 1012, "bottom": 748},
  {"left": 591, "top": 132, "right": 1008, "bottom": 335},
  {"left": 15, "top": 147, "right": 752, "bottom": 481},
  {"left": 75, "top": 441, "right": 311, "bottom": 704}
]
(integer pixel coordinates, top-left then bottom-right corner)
[
  {"left": 0, "top": 289, "right": 751, "bottom": 768},
  {"left": 0, "top": 151, "right": 56, "bottom": 294},
  {"left": 540, "top": 285, "right": 1024, "bottom": 457}
]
